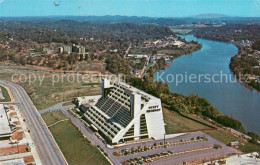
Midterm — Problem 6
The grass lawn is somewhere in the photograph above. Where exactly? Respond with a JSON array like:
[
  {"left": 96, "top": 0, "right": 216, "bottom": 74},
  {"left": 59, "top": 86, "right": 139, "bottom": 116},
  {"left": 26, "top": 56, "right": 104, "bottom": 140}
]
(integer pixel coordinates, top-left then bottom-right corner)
[
  {"left": 62, "top": 102, "right": 74, "bottom": 106},
  {"left": 163, "top": 108, "right": 210, "bottom": 134},
  {"left": 0, "top": 85, "right": 11, "bottom": 102},
  {"left": 42, "top": 112, "right": 110, "bottom": 165},
  {"left": 203, "top": 130, "right": 241, "bottom": 145},
  {"left": 42, "top": 111, "right": 68, "bottom": 126},
  {"left": 203, "top": 130, "right": 260, "bottom": 153},
  {"left": 67, "top": 109, "right": 82, "bottom": 118},
  {"left": 163, "top": 108, "right": 260, "bottom": 153},
  {"left": 21, "top": 75, "right": 101, "bottom": 110},
  {"left": 0, "top": 66, "right": 101, "bottom": 110}
]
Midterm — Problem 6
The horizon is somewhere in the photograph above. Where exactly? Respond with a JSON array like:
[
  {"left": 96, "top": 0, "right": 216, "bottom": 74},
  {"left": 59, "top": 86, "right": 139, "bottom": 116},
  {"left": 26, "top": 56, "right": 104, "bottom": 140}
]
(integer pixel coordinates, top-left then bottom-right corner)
[
  {"left": 0, "top": 13, "right": 259, "bottom": 19},
  {"left": 0, "top": 0, "right": 259, "bottom": 17}
]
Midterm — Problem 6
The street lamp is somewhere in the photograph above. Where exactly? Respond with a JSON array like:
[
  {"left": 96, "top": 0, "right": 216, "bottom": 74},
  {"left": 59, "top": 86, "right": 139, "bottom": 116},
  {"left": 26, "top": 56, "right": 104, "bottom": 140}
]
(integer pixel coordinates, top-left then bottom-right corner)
[
  {"left": 15, "top": 141, "right": 19, "bottom": 154},
  {"left": 164, "top": 134, "right": 166, "bottom": 144}
]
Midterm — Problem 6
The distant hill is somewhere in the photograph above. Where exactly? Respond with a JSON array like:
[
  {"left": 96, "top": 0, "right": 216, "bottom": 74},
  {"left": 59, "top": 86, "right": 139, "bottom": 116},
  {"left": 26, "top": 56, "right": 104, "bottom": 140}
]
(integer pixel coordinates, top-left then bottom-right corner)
[
  {"left": 190, "top": 13, "right": 229, "bottom": 19},
  {"left": 0, "top": 15, "right": 259, "bottom": 25}
]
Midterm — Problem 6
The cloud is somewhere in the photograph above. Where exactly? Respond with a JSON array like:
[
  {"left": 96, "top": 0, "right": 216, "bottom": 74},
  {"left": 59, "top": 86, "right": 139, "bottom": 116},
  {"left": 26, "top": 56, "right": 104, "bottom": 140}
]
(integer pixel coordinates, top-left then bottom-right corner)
[{"left": 0, "top": 0, "right": 5, "bottom": 3}]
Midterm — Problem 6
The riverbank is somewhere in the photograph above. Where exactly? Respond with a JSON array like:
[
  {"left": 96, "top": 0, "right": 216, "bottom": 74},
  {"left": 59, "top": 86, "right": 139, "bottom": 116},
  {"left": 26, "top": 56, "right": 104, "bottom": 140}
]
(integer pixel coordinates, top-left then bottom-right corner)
[
  {"left": 127, "top": 59, "right": 260, "bottom": 153},
  {"left": 229, "top": 52, "right": 260, "bottom": 92},
  {"left": 157, "top": 35, "right": 260, "bottom": 135},
  {"left": 127, "top": 44, "right": 246, "bottom": 134},
  {"left": 192, "top": 34, "right": 260, "bottom": 93}
]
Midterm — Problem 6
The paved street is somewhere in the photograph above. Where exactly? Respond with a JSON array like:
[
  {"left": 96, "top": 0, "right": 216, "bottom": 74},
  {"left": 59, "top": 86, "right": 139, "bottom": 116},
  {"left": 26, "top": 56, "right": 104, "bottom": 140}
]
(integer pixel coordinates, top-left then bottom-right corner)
[
  {"left": 0, "top": 80, "right": 68, "bottom": 165},
  {"left": 124, "top": 43, "right": 132, "bottom": 58},
  {"left": 39, "top": 101, "right": 76, "bottom": 114}
]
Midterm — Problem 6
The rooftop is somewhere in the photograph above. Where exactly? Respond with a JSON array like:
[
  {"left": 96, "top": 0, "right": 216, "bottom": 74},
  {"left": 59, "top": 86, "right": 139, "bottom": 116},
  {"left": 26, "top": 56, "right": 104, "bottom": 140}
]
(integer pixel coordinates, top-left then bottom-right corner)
[
  {"left": 0, "top": 158, "right": 25, "bottom": 165},
  {"left": 208, "top": 152, "right": 260, "bottom": 165},
  {"left": 0, "top": 104, "right": 12, "bottom": 138},
  {"left": 114, "top": 81, "right": 159, "bottom": 101}
]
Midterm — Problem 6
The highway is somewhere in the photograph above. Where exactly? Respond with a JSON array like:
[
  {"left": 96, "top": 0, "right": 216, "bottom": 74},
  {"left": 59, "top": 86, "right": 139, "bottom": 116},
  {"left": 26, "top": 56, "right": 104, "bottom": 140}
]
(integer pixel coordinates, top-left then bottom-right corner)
[{"left": 0, "top": 80, "right": 68, "bottom": 165}]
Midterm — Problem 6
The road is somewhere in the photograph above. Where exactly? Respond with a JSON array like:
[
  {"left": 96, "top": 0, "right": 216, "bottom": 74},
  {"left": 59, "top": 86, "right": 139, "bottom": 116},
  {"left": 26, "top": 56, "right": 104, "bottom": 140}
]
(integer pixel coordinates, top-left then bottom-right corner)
[
  {"left": 139, "top": 55, "right": 151, "bottom": 78},
  {"left": 39, "top": 101, "right": 76, "bottom": 115},
  {"left": 124, "top": 43, "right": 132, "bottom": 58},
  {"left": 0, "top": 80, "right": 68, "bottom": 165}
]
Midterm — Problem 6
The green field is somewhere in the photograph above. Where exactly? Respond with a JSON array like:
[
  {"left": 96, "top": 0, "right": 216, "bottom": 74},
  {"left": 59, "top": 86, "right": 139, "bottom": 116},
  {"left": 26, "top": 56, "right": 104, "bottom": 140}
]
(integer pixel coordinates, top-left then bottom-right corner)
[
  {"left": 0, "top": 85, "right": 11, "bottom": 102},
  {"left": 163, "top": 108, "right": 210, "bottom": 134},
  {"left": 42, "top": 112, "right": 110, "bottom": 165},
  {"left": 0, "top": 65, "right": 101, "bottom": 110},
  {"left": 62, "top": 102, "right": 74, "bottom": 107},
  {"left": 21, "top": 75, "right": 101, "bottom": 110},
  {"left": 203, "top": 130, "right": 260, "bottom": 153},
  {"left": 67, "top": 109, "right": 82, "bottom": 118},
  {"left": 163, "top": 108, "right": 260, "bottom": 153},
  {"left": 42, "top": 111, "right": 68, "bottom": 126}
]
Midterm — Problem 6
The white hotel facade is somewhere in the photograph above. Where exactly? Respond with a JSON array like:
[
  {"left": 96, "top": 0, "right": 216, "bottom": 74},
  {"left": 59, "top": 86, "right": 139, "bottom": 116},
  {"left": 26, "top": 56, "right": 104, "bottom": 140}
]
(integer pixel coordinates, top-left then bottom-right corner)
[{"left": 84, "top": 79, "right": 166, "bottom": 144}]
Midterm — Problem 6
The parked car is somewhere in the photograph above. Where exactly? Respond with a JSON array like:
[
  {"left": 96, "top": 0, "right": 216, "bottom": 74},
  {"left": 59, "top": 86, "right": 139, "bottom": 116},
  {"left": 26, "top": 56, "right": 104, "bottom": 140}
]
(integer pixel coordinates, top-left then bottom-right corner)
[
  {"left": 137, "top": 161, "right": 144, "bottom": 165},
  {"left": 168, "top": 151, "right": 174, "bottom": 154}
]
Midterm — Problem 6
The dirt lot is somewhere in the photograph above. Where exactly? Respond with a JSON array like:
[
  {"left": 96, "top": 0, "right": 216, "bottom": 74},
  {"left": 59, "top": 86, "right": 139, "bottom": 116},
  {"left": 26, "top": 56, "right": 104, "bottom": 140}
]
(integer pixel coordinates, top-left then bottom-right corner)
[
  {"left": 74, "top": 61, "right": 104, "bottom": 72},
  {"left": 0, "top": 63, "right": 102, "bottom": 110}
]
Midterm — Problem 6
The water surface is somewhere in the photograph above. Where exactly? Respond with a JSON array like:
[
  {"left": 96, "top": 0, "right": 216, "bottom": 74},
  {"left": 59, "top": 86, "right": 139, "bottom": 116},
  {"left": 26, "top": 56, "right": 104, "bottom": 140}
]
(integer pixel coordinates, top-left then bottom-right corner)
[{"left": 155, "top": 35, "right": 260, "bottom": 134}]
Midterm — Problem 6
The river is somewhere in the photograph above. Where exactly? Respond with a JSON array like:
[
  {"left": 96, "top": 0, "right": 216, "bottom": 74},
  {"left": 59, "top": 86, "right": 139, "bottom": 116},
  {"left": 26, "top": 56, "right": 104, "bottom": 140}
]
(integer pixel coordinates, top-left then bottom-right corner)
[{"left": 154, "top": 35, "right": 260, "bottom": 134}]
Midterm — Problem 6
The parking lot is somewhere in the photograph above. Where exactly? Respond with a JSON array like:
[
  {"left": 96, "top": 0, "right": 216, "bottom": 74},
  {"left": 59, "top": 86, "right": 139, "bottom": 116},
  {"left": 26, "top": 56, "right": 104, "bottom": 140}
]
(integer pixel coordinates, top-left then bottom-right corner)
[
  {"left": 65, "top": 110, "right": 239, "bottom": 165},
  {"left": 122, "top": 146, "right": 215, "bottom": 165},
  {"left": 110, "top": 132, "right": 239, "bottom": 164}
]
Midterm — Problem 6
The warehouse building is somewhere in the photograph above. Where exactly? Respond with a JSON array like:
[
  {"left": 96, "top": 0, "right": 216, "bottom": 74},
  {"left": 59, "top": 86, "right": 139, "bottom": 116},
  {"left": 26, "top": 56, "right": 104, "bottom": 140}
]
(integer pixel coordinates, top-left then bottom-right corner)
[
  {"left": 84, "top": 79, "right": 166, "bottom": 144},
  {"left": 0, "top": 104, "right": 12, "bottom": 140}
]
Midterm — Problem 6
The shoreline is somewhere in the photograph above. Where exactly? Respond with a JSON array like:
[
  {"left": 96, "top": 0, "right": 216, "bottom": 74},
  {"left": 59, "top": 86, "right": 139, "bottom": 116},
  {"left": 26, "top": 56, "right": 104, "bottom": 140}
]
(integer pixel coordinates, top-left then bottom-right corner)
[
  {"left": 155, "top": 34, "right": 259, "bottom": 135},
  {"left": 192, "top": 34, "right": 260, "bottom": 93}
]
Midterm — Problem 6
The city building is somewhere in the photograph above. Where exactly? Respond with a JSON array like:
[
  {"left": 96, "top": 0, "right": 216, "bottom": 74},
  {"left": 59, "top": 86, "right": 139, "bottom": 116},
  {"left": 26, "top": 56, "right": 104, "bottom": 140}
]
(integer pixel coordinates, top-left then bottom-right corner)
[
  {"left": 58, "top": 47, "right": 64, "bottom": 53},
  {"left": 230, "top": 141, "right": 240, "bottom": 147},
  {"left": 72, "top": 45, "right": 85, "bottom": 54},
  {"left": 43, "top": 47, "right": 52, "bottom": 54},
  {"left": 0, "top": 104, "right": 12, "bottom": 140},
  {"left": 84, "top": 79, "right": 166, "bottom": 144},
  {"left": 202, "top": 152, "right": 260, "bottom": 165},
  {"left": 172, "top": 40, "right": 185, "bottom": 47},
  {"left": 63, "top": 46, "right": 72, "bottom": 54},
  {"left": 0, "top": 158, "right": 26, "bottom": 165},
  {"left": 127, "top": 54, "right": 148, "bottom": 59},
  {"left": 151, "top": 54, "right": 171, "bottom": 63}
]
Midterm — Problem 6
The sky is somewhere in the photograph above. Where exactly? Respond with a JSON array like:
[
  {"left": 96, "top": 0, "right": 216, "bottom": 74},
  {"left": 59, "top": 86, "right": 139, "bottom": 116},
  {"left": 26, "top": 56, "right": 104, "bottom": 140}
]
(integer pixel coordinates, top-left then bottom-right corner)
[{"left": 0, "top": 0, "right": 259, "bottom": 17}]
